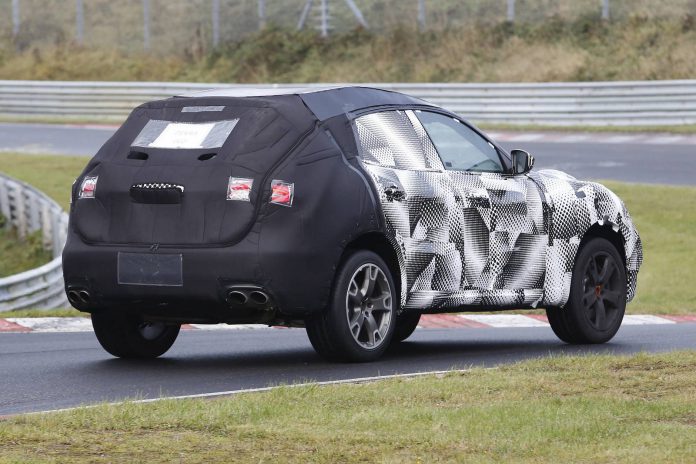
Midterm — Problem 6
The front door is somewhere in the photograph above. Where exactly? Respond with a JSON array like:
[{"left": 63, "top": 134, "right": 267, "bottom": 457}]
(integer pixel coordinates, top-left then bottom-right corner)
[{"left": 413, "top": 111, "right": 549, "bottom": 308}]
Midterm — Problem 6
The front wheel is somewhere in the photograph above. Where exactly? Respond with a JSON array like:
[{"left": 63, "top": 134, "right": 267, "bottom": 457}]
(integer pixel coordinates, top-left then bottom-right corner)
[
  {"left": 91, "top": 311, "right": 180, "bottom": 359},
  {"left": 306, "top": 250, "right": 397, "bottom": 362},
  {"left": 546, "top": 237, "right": 627, "bottom": 344}
]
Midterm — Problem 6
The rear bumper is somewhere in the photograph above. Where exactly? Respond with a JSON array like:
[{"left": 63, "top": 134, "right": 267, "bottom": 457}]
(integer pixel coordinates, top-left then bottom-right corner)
[{"left": 61, "top": 231, "right": 326, "bottom": 324}]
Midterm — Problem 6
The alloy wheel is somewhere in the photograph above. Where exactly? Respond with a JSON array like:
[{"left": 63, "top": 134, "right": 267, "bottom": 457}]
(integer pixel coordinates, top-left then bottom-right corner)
[
  {"left": 581, "top": 251, "right": 623, "bottom": 331},
  {"left": 345, "top": 263, "right": 393, "bottom": 350}
]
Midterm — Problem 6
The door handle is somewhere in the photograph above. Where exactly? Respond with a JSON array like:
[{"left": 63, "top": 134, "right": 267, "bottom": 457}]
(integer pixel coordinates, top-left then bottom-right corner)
[{"left": 384, "top": 185, "right": 406, "bottom": 202}]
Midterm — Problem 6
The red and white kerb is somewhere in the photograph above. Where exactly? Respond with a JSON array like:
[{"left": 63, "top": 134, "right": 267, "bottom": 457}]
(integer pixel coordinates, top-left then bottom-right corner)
[
  {"left": 79, "top": 176, "right": 98, "bottom": 199},
  {"left": 270, "top": 180, "right": 294, "bottom": 207},
  {"left": 227, "top": 177, "right": 253, "bottom": 201}
]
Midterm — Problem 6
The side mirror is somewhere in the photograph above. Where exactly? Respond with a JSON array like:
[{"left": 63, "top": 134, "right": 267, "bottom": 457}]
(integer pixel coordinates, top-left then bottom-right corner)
[{"left": 511, "top": 149, "right": 534, "bottom": 175}]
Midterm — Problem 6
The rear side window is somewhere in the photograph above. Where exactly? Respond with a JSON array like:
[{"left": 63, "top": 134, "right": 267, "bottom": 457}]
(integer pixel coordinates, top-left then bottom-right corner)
[
  {"left": 416, "top": 111, "right": 503, "bottom": 173},
  {"left": 354, "top": 110, "right": 443, "bottom": 171}
]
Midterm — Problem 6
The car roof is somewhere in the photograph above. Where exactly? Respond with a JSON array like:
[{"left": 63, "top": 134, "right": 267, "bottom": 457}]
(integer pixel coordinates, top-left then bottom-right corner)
[{"left": 178, "top": 85, "right": 439, "bottom": 121}]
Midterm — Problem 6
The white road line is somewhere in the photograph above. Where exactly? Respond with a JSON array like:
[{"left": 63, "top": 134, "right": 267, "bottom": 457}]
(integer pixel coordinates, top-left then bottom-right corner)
[
  {"left": 646, "top": 136, "right": 688, "bottom": 145},
  {"left": 459, "top": 314, "right": 549, "bottom": 328},
  {"left": 505, "top": 134, "right": 546, "bottom": 142},
  {"left": 22, "top": 368, "right": 479, "bottom": 416},
  {"left": 622, "top": 315, "right": 676, "bottom": 325}
]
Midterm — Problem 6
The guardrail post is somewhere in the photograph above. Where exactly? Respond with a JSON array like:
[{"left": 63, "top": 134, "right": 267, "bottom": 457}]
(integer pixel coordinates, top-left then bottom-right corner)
[
  {"left": 0, "top": 179, "right": 10, "bottom": 227},
  {"left": 258, "top": 0, "right": 266, "bottom": 30},
  {"left": 601, "top": 0, "right": 610, "bottom": 20},
  {"left": 11, "top": 182, "right": 27, "bottom": 238},
  {"left": 417, "top": 0, "right": 426, "bottom": 31},
  {"left": 507, "top": 0, "right": 515, "bottom": 22},
  {"left": 75, "top": 0, "right": 84, "bottom": 45},
  {"left": 142, "top": 0, "right": 151, "bottom": 50},
  {"left": 212, "top": 0, "right": 220, "bottom": 47},
  {"left": 12, "top": 0, "right": 20, "bottom": 38}
]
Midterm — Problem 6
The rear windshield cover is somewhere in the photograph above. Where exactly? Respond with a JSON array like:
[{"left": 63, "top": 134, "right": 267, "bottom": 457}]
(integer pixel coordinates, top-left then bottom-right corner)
[{"left": 132, "top": 119, "right": 239, "bottom": 149}]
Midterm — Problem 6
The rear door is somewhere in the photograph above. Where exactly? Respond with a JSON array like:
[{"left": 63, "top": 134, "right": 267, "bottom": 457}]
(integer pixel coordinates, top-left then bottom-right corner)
[
  {"left": 413, "top": 111, "right": 549, "bottom": 307},
  {"left": 353, "top": 110, "right": 464, "bottom": 310}
]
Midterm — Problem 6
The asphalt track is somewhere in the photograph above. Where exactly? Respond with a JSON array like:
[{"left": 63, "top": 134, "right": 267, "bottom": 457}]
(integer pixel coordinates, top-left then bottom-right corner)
[
  {"left": 0, "top": 122, "right": 695, "bottom": 186},
  {"left": 1, "top": 324, "right": 695, "bottom": 415}
]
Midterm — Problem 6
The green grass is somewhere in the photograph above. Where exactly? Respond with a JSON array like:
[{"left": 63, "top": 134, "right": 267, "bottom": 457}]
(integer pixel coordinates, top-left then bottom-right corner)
[
  {"left": 0, "top": 154, "right": 693, "bottom": 314},
  {"left": 602, "top": 181, "right": 696, "bottom": 314},
  {"left": 0, "top": 153, "right": 85, "bottom": 210},
  {"left": 0, "top": 307, "right": 84, "bottom": 318},
  {"left": 0, "top": 226, "right": 52, "bottom": 277},
  {"left": 1, "top": 352, "right": 694, "bottom": 463}
]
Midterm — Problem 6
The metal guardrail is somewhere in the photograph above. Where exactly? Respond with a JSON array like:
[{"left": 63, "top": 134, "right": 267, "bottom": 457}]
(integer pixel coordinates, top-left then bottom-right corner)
[
  {"left": 0, "top": 173, "right": 69, "bottom": 312},
  {"left": 1, "top": 79, "right": 696, "bottom": 126}
]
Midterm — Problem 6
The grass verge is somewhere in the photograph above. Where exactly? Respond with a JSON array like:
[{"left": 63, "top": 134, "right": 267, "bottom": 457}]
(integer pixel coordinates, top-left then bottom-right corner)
[
  {"left": 0, "top": 308, "right": 84, "bottom": 318},
  {"left": 0, "top": 154, "right": 693, "bottom": 314},
  {"left": 0, "top": 352, "right": 694, "bottom": 463},
  {"left": 0, "top": 226, "right": 52, "bottom": 277}
]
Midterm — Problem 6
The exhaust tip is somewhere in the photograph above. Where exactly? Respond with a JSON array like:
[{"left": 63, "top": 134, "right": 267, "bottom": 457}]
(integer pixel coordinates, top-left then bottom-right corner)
[
  {"left": 226, "top": 290, "right": 248, "bottom": 306},
  {"left": 249, "top": 291, "right": 269, "bottom": 305},
  {"left": 67, "top": 290, "right": 81, "bottom": 305},
  {"left": 78, "top": 290, "right": 91, "bottom": 303}
]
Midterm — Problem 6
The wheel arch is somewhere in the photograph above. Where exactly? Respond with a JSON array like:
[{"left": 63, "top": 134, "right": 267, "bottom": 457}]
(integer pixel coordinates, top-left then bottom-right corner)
[
  {"left": 580, "top": 223, "right": 627, "bottom": 266},
  {"left": 342, "top": 232, "right": 407, "bottom": 311}
]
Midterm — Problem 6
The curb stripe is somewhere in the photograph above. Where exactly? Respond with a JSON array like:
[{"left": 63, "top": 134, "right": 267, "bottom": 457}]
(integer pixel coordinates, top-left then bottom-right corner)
[
  {"left": 0, "top": 314, "right": 692, "bottom": 333},
  {"left": 0, "top": 319, "right": 31, "bottom": 332}
]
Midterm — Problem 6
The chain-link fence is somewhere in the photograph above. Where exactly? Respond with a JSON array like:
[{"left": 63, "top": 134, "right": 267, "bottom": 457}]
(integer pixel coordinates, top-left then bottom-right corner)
[{"left": 1, "top": 0, "right": 694, "bottom": 55}]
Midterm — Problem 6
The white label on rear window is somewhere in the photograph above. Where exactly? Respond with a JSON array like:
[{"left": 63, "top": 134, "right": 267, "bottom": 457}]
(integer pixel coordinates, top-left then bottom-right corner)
[
  {"left": 132, "top": 119, "right": 239, "bottom": 149},
  {"left": 150, "top": 123, "right": 215, "bottom": 149}
]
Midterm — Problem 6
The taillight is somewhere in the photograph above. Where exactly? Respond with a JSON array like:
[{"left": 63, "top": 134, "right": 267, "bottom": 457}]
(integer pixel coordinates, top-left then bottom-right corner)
[
  {"left": 270, "top": 180, "right": 294, "bottom": 207},
  {"left": 79, "top": 176, "right": 98, "bottom": 199},
  {"left": 227, "top": 177, "right": 253, "bottom": 201}
]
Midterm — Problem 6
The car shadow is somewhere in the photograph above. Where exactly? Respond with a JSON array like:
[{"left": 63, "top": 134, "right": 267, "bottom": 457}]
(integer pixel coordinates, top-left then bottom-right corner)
[{"left": 83, "top": 328, "right": 633, "bottom": 380}]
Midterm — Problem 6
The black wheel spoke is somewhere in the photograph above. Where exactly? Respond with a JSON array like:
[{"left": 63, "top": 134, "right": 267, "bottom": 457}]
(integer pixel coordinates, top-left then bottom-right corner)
[
  {"left": 602, "top": 289, "right": 622, "bottom": 307},
  {"left": 583, "top": 288, "right": 596, "bottom": 307},
  {"left": 599, "top": 258, "right": 616, "bottom": 284},
  {"left": 594, "top": 297, "right": 606, "bottom": 328},
  {"left": 588, "top": 257, "right": 600, "bottom": 284}
]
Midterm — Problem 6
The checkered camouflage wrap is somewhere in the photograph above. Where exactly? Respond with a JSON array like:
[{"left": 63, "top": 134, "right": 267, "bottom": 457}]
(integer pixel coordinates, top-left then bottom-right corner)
[{"left": 354, "top": 110, "right": 643, "bottom": 311}]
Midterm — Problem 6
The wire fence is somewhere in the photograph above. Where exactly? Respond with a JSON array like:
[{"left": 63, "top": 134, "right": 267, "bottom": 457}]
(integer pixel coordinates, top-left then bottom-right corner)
[{"left": 1, "top": 0, "right": 694, "bottom": 55}]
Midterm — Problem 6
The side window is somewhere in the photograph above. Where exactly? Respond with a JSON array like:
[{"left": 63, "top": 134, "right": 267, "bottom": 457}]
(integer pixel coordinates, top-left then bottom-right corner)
[
  {"left": 354, "top": 110, "right": 443, "bottom": 171},
  {"left": 416, "top": 111, "right": 504, "bottom": 173}
]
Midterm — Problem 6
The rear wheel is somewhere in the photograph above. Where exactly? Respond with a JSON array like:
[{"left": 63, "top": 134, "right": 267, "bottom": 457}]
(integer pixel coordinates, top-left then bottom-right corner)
[
  {"left": 306, "top": 250, "right": 396, "bottom": 362},
  {"left": 546, "top": 237, "right": 626, "bottom": 344},
  {"left": 392, "top": 312, "right": 421, "bottom": 343},
  {"left": 91, "top": 311, "right": 180, "bottom": 359}
]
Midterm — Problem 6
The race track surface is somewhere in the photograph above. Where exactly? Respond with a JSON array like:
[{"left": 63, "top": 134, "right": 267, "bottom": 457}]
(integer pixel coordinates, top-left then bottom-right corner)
[
  {"left": 2, "top": 324, "right": 695, "bottom": 415},
  {"left": 0, "top": 123, "right": 694, "bottom": 185}
]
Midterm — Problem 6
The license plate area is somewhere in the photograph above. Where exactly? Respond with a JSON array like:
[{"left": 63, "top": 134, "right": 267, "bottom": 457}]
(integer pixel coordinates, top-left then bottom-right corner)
[{"left": 117, "top": 252, "right": 183, "bottom": 287}]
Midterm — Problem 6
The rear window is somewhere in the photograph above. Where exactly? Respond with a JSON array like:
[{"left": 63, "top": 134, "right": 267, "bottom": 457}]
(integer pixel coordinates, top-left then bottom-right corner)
[{"left": 132, "top": 119, "right": 239, "bottom": 150}]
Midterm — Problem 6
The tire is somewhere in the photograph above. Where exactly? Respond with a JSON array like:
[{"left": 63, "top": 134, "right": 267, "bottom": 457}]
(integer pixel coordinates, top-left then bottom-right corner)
[
  {"left": 91, "top": 310, "right": 180, "bottom": 359},
  {"left": 546, "top": 237, "right": 627, "bottom": 344},
  {"left": 392, "top": 312, "right": 421, "bottom": 343},
  {"left": 306, "top": 250, "right": 397, "bottom": 362}
]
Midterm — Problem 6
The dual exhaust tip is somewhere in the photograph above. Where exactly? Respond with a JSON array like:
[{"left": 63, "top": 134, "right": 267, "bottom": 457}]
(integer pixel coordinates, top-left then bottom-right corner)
[
  {"left": 67, "top": 288, "right": 91, "bottom": 305},
  {"left": 225, "top": 289, "right": 270, "bottom": 307}
]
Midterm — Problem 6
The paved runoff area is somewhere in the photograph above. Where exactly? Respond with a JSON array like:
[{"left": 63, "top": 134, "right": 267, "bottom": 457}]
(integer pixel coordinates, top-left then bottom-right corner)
[{"left": 1, "top": 314, "right": 694, "bottom": 334}]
